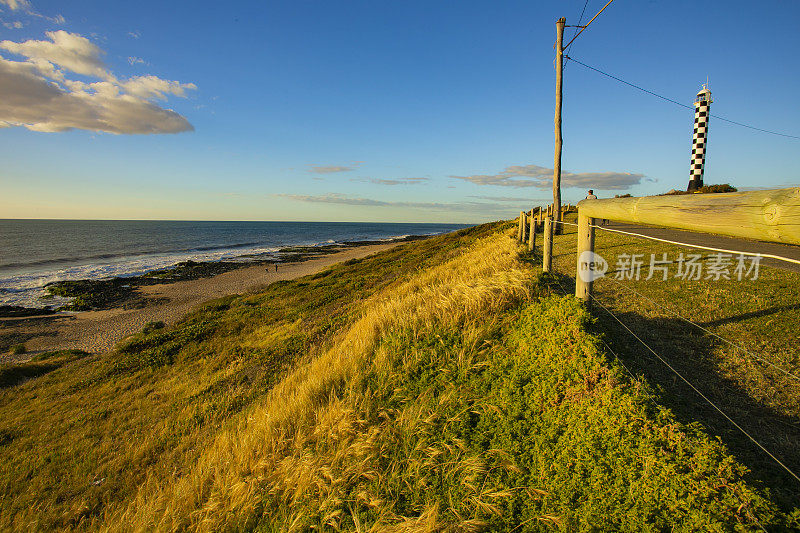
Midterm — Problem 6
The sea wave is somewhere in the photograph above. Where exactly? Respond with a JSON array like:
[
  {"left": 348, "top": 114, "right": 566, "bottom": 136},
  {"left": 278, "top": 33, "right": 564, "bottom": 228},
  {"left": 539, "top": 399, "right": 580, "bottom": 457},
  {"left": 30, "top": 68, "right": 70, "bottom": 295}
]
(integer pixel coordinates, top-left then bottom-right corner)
[
  {"left": 0, "top": 244, "right": 283, "bottom": 308},
  {"left": 0, "top": 241, "right": 270, "bottom": 270},
  {"left": 0, "top": 229, "right": 456, "bottom": 308}
]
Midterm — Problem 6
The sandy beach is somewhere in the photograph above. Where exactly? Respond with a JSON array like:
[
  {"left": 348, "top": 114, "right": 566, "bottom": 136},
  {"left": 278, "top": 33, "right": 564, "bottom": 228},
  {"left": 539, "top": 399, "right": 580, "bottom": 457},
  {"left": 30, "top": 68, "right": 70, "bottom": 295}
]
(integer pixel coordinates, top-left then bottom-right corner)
[{"left": 0, "top": 242, "right": 400, "bottom": 358}]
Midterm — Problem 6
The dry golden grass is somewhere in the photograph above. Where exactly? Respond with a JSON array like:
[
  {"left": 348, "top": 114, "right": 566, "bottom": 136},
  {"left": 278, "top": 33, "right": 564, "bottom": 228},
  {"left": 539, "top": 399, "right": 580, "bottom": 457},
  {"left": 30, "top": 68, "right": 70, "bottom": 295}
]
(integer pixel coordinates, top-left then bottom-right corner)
[
  {"left": 106, "top": 230, "right": 532, "bottom": 531},
  {"left": 3, "top": 222, "right": 792, "bottom": 531}
]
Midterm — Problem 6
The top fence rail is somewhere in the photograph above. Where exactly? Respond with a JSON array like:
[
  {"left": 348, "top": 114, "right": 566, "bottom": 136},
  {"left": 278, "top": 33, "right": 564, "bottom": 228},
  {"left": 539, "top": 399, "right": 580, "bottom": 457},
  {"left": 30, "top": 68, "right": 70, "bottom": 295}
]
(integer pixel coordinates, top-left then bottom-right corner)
[{"left": 576, "top": 187, "right": 800, "bottom": 246}]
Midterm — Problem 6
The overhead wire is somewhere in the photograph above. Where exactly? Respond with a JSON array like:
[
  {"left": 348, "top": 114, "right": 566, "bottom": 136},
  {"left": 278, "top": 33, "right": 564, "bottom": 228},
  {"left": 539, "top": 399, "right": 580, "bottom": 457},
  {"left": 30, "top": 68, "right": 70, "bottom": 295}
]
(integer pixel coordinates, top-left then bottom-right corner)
[
  {"left": 562, "top": 0, "right": 616, "bottom": 50},
  {"left": 554, "top": 0, "right": 798, "bottom": 140},
  {"left": 564, "top": 55, "right": 800, "bottom": 140},
  {"left": 539, "top": 0, "right": 800, "bottom": 489},
  {"left": 563, "top": 0, "right": 591, "bottom": 64}
]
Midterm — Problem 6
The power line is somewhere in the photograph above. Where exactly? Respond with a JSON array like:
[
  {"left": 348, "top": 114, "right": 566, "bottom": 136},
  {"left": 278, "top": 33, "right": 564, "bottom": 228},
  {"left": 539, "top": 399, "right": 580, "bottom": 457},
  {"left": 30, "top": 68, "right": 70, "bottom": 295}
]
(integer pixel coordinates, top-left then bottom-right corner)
[
  {"left": 565, "top": 55, "right": 691, "bottom": 109},
  {"left": 565, "top": 0, "right": 591, "bottom": 57},
  {"left": 562, "top": 0, "right": 616, "bottom": 50},
  {"left": 565, "top": 55, "right": 800, "bottom": 140}
]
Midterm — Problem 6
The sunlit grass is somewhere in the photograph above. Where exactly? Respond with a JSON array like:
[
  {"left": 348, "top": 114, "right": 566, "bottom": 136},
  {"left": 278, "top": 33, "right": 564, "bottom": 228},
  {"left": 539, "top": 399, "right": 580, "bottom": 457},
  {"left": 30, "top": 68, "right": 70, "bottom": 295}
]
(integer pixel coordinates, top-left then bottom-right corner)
[
  {"left": 548, "top": 213, "right": 800, "bottom": 511},
  {"left": 0, "top": 221, "right": 796, "bottom": 531}
]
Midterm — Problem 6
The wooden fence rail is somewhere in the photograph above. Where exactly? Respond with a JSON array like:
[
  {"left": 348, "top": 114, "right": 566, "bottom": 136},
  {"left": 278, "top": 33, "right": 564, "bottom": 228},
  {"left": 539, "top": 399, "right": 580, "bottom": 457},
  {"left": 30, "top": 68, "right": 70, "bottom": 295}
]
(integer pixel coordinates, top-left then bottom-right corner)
[{"left": 574, "top": 187, "right": 800, "bottom": 302}]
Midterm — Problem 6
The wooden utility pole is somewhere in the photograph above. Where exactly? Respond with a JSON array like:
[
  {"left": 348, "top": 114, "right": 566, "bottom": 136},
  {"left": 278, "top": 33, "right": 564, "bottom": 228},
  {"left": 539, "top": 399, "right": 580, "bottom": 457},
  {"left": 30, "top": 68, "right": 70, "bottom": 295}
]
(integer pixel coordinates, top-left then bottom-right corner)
[{"left": 552, "top": 17, "right": 565, "bottom": 235}]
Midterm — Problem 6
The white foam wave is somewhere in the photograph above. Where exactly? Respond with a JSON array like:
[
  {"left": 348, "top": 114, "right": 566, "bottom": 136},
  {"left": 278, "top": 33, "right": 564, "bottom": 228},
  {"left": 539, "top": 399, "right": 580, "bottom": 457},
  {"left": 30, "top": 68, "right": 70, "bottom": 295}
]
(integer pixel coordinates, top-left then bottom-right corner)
[{"left": 0, "top": 244, "right": 282, "bottom": 308}]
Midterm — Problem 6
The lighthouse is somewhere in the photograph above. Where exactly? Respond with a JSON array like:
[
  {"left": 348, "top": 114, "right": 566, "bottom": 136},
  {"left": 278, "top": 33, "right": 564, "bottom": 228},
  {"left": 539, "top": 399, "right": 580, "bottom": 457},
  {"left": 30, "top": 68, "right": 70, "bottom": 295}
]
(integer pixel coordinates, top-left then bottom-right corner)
[{"left": 688, "top": 84, "right": 713, "bottom": 191}]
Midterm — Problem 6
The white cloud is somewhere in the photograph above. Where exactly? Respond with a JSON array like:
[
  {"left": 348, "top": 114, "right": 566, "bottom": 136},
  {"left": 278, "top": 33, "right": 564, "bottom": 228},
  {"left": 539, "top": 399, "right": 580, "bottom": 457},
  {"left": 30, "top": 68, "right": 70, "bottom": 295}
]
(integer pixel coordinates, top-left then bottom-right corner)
[
  {"left": 451, "top": 164, "right": 646, "bottom": 191},
  {"left": 2, "top": 20, "right": 24, "bottom": 29},
  {"left": 127, "top": 56, "right": 146, "bottom": 66},
  {"left": 1, "top": 30, "right": 108, "bottom": 79},
  {"left": 120, "top": 75, "right": 196, "bottom": 100},
  {"left": 128, "top": 31, "right": 141, "bottom": 39},
  {"left": 0, "top": 31, "right": 195, "bottom": 134}
]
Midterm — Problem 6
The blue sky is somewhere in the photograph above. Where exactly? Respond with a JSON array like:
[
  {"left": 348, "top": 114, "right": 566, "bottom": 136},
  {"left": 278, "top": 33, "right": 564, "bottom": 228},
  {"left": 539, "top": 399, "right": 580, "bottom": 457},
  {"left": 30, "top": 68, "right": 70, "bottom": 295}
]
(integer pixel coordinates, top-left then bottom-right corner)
[{"left": 1, "top": 0, "right": 798, "bottom": 222}]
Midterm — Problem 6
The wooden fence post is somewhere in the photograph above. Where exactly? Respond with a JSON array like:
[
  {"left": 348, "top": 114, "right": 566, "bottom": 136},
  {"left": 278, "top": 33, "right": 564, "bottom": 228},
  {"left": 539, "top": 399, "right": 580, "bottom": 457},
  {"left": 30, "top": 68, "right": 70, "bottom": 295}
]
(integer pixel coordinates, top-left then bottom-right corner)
[
  {"left": 575, "top": 212, "right": 596, "bottom": 302},
  {"left": 543, "top": 216, "right": 553, "bottom": 272},
  {"left": 517, "top": 211, "right": 524, "bottom": 241},
  {"left": 524, "top": 212, "right": 530, "bottom": 242},
  {"left": 528, "top": 216, "right": 537, "bottom": 252}
]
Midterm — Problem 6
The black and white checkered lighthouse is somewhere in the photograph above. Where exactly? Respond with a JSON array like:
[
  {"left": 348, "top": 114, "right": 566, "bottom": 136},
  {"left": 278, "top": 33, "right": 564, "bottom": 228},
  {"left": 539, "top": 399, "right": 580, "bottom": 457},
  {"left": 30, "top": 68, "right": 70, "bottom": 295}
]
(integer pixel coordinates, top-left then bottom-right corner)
[{"left": 688, "top": 84, "right": 713, "bottom": 191}]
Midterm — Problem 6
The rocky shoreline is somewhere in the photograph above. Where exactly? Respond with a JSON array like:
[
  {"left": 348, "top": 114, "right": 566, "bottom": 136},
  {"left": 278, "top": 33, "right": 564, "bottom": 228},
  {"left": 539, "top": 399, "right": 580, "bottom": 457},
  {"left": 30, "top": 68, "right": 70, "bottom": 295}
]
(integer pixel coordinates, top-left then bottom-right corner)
[{"left": 1, "top": 235, "right": 430, "bottom": 317}]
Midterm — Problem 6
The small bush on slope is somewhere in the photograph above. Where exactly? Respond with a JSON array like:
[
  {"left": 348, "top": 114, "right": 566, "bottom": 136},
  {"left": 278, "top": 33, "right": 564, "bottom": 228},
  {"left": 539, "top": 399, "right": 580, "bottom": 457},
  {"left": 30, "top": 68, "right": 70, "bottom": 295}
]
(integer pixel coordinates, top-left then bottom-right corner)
[{"left": 109, "top": 228, "right": 789, "bottom": 531}]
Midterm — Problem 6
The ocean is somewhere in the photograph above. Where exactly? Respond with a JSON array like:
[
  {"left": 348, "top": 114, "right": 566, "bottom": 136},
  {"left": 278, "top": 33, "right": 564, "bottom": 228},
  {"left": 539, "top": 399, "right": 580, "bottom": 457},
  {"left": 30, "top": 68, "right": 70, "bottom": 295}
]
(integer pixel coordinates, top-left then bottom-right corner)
[{"left": 0, "top": 220, "right": 472, "bottom": 308}]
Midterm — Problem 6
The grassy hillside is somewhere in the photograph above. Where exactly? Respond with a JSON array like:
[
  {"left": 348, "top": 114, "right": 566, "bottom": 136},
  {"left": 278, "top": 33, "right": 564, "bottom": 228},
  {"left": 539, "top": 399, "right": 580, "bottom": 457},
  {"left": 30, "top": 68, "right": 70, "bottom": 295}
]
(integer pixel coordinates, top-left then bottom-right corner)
[
  {"left": 0, "top": 222, "right": 795, "bottom": 530},
  {"left": 547, "top": 212, "right": 800, "bottom": 512}
]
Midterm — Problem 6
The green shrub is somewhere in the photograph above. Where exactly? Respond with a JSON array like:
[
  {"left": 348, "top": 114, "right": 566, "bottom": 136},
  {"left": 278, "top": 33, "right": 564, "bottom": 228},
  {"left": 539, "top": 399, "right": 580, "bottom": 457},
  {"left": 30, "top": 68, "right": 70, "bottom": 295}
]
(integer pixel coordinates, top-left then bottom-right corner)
[
  {"left": 142, "top": 321, "right": 165, "bottom": 334},
  {"left": 698, "top": 183, "right": 737, "bottom": 193},
  {"left": 114, "top": 318, "right": 219, "bottom": 373},
  {"left": 9, "top": 344, "right": 26, "bottom": 356}
]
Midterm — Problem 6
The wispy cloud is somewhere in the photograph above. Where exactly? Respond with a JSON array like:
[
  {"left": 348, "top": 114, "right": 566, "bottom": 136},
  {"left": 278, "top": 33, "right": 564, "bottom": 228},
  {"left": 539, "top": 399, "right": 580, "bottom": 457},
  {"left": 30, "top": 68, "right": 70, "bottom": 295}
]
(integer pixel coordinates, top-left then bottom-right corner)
[
  {"left": 274, "top": 193, "right": 509, "bottom": 212},
  {"left": 127, "top": 56, "right": 146, "bottom": 66},
  {"left": 2, "top": 20, "right": 23, "bottom": 29},
  {"left": 0, "top": 31, "right": 195, "bottom": 133},
  {"left": 0, "top": 0, "right": 30, "bottom": 11},
  {"left": 352, "top": 177, "right": 430, "bottom": 186},
  {"left": 0, "top": 0, "right": 64, "bottom": 24},
  {"left": 307, "top": 162, "right": 361, "bottom": 174},
  {"left": 451, "top": 164, "right": 646, "bottom": 190},
  {"left": 469, "top": 195, "right": 546, "bottom": 202},
  {"left": 128, "top": 30, "right": 141, "bottom": 39}
]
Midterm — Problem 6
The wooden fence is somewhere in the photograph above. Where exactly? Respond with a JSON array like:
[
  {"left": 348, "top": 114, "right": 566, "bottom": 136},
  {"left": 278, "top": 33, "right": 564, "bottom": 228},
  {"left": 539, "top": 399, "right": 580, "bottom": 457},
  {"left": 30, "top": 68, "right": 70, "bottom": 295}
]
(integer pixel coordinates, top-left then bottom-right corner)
[
  {"left": 517, "top": 204, "right": 575, "bottom": 273},
  {"left": 573, "top": 188, "right": 800, "bottom": 301},
  {"left": 516, "top": 188, "right": 800, "bottom": 302}
]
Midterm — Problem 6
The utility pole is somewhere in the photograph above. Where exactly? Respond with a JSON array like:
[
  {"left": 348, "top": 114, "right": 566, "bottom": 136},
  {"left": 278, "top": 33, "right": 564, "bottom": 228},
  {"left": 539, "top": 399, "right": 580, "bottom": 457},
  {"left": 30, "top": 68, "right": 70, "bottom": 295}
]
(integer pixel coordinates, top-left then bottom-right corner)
[{"left": 552, "top": 17, "right": 565, "bottom": 234}]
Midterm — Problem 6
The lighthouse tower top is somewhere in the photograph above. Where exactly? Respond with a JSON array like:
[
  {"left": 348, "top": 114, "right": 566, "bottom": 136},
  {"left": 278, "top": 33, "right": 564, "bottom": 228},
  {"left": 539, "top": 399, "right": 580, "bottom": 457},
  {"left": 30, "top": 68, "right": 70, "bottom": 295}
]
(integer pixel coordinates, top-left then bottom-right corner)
[{"left": 695, "top": 83, "right": 713, "bottom": 105}]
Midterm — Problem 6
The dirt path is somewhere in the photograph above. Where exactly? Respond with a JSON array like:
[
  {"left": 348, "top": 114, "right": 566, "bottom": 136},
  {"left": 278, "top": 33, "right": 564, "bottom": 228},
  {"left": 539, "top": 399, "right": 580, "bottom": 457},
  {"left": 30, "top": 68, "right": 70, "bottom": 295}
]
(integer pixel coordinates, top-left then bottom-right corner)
[{"left": 0, "top": 243, "right": 400, "bottom": 358}]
